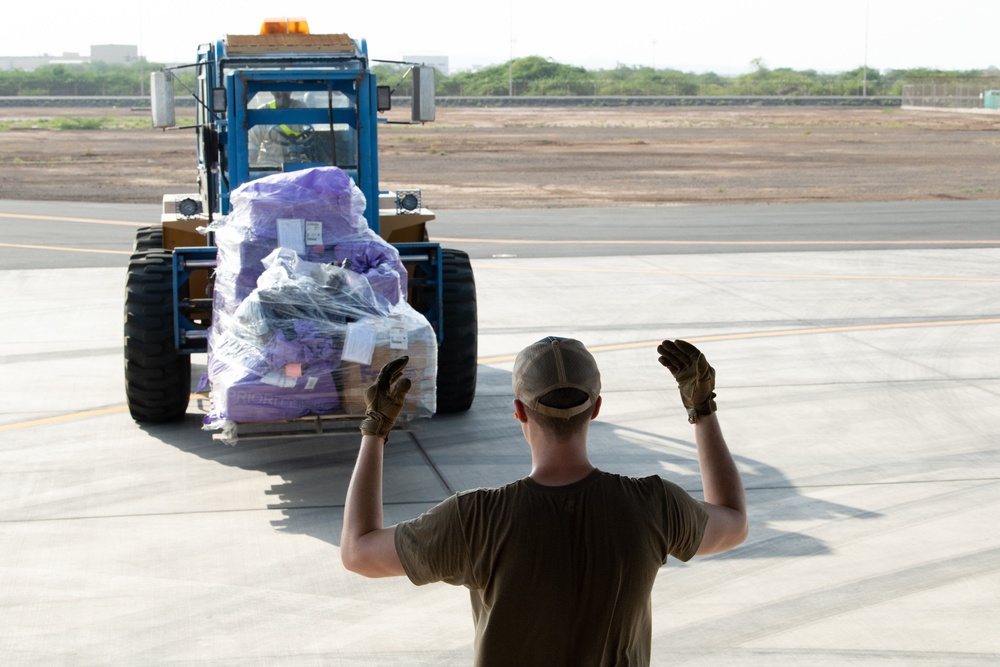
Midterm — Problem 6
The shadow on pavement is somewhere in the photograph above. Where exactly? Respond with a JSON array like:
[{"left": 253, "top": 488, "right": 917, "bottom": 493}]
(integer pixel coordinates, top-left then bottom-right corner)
[{"left": 137, "top": 366, "right": 880, "bottom": 555}]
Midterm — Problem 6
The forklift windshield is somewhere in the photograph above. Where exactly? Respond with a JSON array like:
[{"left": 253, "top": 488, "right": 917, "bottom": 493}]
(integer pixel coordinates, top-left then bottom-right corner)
[{"left": 247, "top": 90, "right": 358, "bottom": 175}]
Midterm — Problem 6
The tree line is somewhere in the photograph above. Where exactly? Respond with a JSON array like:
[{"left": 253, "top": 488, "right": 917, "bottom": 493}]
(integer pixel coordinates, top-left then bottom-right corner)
[
  {"left": 2, "top": 58, "right": 998, "bottom": 98},
  {"left": 382, "top": 57, "right": 1000, "bottom": 97}
]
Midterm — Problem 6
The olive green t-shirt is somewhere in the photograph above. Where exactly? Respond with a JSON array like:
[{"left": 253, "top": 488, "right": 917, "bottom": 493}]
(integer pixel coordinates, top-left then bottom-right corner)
[{"left": 394, "top": 469, "right": 708, "bottom": 667}]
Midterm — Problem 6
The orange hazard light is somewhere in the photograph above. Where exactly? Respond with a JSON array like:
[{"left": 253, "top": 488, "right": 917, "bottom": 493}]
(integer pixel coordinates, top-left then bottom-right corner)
[{"left": 260, "top": 17, "right": 311, "bottom": 34}]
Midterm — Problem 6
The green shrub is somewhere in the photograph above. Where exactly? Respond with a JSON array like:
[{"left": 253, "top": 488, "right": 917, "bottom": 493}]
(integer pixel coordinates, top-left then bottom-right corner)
[{"left": 50, "top": 116, "right": 109, "bottom": 130}]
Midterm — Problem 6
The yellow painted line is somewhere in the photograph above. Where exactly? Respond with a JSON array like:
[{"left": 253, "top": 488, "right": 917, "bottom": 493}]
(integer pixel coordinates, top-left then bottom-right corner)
[
  {"left": 0, "top": 405, "right": 129, "bottom": 432},
  {"left": 477, "top": 317, "right": 1000, "bottom": 364},
  {"left": 0, "top": 394, "right": 210, "bottom": 433},
  {"left": 0, "top": 212, "right": 149, "bottom": 227},
  {"left": 5, "top": 319, "right": 998, "bottom": 432},
  {"left": 0, "top": 242, "right": 132, "bottom": 256},
  {"left": 476, "top": 263, "right": 1000, "bottom": 283},
  {"left": 436, "top": 236, "right": 1000, "bottom": 247}
]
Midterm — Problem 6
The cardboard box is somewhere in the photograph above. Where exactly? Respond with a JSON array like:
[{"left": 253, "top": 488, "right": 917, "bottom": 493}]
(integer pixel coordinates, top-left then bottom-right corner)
[{"left": 339, "top": 313, "right": 438, "bottom": 416}]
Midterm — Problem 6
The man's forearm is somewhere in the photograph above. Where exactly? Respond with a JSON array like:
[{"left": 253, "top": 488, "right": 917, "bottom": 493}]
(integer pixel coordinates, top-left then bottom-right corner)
[
  {"left": 342, "top": 357, "right": 410, "bottom": 577},
  {"left": 691, "top": 412, "right": 749, "bottom": 554},
  {"left": 341, "top": 435, "right": 387, "bottom": 565},
  {"left": 694, "top": 413, "right": 746, "bottom": 516}
]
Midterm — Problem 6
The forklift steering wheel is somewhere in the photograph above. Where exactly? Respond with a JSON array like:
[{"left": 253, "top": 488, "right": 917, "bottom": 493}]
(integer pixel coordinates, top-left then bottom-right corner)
[{"left": 267, "top": 125, "right": 316, "bottom": 146}]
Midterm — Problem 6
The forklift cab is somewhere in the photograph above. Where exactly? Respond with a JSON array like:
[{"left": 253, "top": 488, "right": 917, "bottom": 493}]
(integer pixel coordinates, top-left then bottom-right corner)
[{"left": 245, "top": 87, "right": 359, "bottom": 180}]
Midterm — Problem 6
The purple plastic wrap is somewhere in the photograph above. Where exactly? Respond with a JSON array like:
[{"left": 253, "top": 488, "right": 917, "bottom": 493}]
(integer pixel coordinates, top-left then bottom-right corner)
[
  {"left": 223, "top": 372, "right": 341, "bottom": 423},
  {"left": 202, "top": 167, "right": 437, "bottom": 438},
  {"left": 211, "top": 167, "right": 407, "bottom": 307},
  {"left": 229, "top": 167, "right": 366, "bottom": 242}
]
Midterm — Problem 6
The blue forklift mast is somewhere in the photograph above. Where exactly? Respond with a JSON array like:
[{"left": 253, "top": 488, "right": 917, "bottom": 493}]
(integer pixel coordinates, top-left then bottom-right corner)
[{"left": 124, "top": 21, "right": 476, "bottom": 430}]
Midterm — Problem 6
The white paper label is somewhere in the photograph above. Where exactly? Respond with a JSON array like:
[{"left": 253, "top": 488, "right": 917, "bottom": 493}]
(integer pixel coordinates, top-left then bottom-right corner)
[
  {"left": 388, "top": 327, "right": 408, "bottom": 350},
  {"left": 305, "top": 220, "right": 324, "bottom": 247},
  {"left": 342, "top": 323, "right": 377, "bottom": 365},
  {"left": 261, "top": 371, "right": 298, "bottom": 388},
  {"left": 276, "top": 218, "right": 306, "bottom": 255},
  {"left": 304, "top": 376, "right": 319, "bottom": 391}
]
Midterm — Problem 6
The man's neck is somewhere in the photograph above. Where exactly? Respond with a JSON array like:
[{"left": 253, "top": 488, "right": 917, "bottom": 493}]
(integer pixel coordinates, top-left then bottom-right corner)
[
  {"left": 529, "top": 461, "right": 595, "bottom": 487},
  {"left": 528, "top": 435, "right": 594, "bottom": 486}
]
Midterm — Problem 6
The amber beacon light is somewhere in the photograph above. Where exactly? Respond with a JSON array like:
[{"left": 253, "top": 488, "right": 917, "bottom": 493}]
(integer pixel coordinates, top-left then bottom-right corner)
[{"left": 259, "top": 17, "right": 311, "bottom": 34}]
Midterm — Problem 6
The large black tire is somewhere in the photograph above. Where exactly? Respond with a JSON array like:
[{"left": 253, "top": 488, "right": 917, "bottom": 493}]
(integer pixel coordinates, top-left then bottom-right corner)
[
  {"left": 132, "top": 226, "right": 164, "bottom": 253},
  {"left": 435, "top": 249, "right": 478, "bottom": 413},
  {"left": 124, "top": 250, "right": 191, "bottom": 422}
]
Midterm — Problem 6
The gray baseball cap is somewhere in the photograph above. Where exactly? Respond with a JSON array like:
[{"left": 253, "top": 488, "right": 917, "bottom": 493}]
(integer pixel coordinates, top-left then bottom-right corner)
[{"left": 512, "top": 337, "right": 601, "bottom": 419}]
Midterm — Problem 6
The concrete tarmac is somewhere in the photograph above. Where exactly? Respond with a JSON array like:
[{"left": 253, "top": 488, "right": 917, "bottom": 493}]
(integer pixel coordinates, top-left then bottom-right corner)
[{"left": 1, "top": 202, "right": 999, "bottom": 665}]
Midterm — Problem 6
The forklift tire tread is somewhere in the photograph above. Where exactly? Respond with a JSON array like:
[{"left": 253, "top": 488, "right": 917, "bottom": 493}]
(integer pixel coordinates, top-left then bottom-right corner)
[
  {"left": 132, "top": 226, "right": 164, "bottom": 253},
  {"left": 124, "top": 249, "right": 191, "bottom": 423},
  {"left": 435, "top": 249, "right": 478, "bottom": 414}
]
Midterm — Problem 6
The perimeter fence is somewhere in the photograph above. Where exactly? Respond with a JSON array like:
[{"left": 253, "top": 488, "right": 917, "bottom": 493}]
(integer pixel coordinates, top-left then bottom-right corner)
[
  {"left": 902, "top": 80, "right": 1000, "bottom": 110},
  {"left": 0, "top": 95, "right": 901, "bottom": 109}
]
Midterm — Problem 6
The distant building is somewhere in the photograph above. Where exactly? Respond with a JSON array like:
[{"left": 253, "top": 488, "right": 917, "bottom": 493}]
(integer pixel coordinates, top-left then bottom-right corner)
[
  {"left": 402, "top": 55, "right": 449, "bottom": 76},
  {"left": 0, "top": 45, "right": 139, "bottom": 71},
  {"left": 91, "top": 45, "right": 139, "bottom": 66},
  {"left": 1, "top": 54, "right": 82, "bottom": 71}
]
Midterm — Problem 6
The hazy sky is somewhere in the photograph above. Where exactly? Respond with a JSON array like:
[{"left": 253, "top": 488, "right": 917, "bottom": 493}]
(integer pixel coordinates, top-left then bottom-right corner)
[{"left": 9, "top": 1, "right": 1000, "bottom": 74}]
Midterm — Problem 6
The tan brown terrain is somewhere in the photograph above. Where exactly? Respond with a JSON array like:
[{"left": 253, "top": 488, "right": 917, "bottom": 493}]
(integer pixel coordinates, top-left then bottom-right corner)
[{"left": 1, "top": 105, "right": 999, "bottom": 208}]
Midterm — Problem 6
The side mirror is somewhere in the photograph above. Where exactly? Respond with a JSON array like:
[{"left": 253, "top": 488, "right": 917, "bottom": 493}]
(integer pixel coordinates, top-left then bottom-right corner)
[
  {"left": 211, "top": 87, "right": 228, "bottom": 117},
  {"left": 150, "top": 71, "right": 176, "bottom": 128},
  {"left": 411, "top": 66, "right": 435, "bottom": 123},
  {"left": 377, "top": 85, "right": 392, "bottom": 112}
]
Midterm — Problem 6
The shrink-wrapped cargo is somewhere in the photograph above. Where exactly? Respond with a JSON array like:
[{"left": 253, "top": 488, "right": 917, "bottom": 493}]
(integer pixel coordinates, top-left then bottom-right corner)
[{"left": 202, "top": 167, "right": 437, "bottom": 437}]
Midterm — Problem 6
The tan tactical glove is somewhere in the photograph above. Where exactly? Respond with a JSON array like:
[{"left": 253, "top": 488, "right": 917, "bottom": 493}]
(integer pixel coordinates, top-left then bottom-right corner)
[
  {"left": 657, "top": 339, "right": 717, "bottom": 424},
  {"left": 360, "top": 356, "right": 412, "bottom": 441}
]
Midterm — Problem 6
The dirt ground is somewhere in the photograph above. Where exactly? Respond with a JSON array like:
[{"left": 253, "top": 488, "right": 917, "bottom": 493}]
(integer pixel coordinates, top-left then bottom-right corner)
[{"left": 1, "top": 105, "right": 999, "bottom": 208}]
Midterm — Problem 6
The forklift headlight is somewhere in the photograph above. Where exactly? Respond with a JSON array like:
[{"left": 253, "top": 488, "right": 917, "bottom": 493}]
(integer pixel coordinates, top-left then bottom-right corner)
[
  {"left": 177, "top": 197, "right": 202, "bottom": 217},
  {"left": 395, "top": 190, "right": 421, "bottom": 214}
]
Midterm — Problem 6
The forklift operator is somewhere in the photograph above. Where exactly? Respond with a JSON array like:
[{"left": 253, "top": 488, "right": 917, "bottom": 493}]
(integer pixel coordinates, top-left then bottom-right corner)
[{"left": 247, "top": 91, "right": 319, "bottom": 168}]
